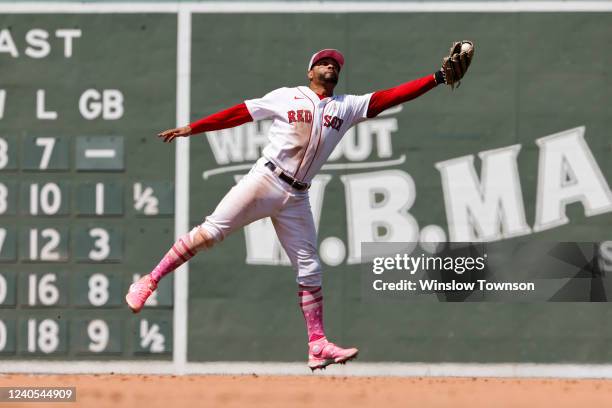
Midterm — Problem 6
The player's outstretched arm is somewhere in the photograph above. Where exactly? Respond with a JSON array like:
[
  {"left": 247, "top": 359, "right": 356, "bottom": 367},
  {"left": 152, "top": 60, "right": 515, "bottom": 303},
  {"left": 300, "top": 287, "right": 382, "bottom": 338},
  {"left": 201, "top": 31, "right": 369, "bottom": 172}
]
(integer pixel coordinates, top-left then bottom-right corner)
[
  {"left": 157, "top": 102, "right": 254, "bottom": 143},
  {"left": 366, "top": 40, "right": 474, "bottom": 118},
  {"left": 366, "top": 74, "right": 439, "bottom": 118}
]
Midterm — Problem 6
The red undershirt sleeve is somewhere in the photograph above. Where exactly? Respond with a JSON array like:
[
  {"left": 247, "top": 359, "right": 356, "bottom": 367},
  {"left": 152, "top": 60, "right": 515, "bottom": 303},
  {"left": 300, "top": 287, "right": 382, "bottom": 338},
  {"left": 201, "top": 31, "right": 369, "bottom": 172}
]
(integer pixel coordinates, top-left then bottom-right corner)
[
  {"left": 366, "top": 74, "right": 437, "bottom": 118},
  {"left": 189, "top": 102, "right": 253, "bottom": 135}
]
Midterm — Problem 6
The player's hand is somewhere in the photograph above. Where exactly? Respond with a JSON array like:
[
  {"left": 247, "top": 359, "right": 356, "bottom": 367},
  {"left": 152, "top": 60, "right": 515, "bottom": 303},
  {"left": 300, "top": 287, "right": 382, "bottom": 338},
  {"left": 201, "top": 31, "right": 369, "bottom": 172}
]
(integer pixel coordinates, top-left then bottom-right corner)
[{"left": 157, "top": 126, "right": 192, "bottom": 143}]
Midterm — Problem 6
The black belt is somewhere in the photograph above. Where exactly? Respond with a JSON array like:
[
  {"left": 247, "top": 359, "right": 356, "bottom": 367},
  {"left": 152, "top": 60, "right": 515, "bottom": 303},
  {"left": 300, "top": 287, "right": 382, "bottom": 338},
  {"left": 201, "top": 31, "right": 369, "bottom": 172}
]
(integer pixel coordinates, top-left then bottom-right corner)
[{"left": 264, "top": 161, "right": 310, "bottom": 191}]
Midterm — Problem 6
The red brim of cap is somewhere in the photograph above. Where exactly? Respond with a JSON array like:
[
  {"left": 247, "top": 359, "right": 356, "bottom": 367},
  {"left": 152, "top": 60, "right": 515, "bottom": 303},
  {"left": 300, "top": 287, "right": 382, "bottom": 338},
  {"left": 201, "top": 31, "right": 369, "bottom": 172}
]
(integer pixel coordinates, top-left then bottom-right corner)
[{"left": 308, "top": 49, "right": 345, "bottom": 70}]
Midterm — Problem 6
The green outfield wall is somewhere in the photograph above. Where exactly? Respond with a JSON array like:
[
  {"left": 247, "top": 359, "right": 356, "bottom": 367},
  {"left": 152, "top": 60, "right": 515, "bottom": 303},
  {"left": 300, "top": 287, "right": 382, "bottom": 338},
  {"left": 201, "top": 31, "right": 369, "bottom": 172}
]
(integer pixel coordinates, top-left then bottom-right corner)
[
  {"left": 187, "top": 12, "right": 612, "bottom": 363},
  {"left": 0, "top": 9, "right": 611, "bottom": 364}
]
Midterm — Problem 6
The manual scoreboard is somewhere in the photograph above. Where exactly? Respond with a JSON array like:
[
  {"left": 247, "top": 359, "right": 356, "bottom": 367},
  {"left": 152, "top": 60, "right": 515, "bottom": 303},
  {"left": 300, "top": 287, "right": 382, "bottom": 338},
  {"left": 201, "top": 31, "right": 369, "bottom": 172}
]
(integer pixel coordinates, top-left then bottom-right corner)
[{"left": 0, "top": 14, "right": 178, "bottom": 359}]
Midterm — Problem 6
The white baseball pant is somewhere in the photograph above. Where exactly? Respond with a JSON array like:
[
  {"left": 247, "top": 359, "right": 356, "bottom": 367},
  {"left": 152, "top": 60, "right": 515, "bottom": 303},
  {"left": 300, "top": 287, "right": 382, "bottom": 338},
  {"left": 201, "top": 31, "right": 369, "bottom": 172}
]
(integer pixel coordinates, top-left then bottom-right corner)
[{"left": 198, "top": 157, "right": 322, "bottom": 287}]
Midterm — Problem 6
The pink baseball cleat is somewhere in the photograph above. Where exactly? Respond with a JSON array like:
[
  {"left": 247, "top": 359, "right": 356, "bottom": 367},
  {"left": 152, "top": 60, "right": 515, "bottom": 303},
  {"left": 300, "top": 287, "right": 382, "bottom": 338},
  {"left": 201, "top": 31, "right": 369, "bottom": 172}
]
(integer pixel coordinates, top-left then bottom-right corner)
[
  {"left": 308, "top": 337, "right": 359, "bottom": 371},
  {"left": 125, "top": 275, "right": 157, "bottom": 313}
]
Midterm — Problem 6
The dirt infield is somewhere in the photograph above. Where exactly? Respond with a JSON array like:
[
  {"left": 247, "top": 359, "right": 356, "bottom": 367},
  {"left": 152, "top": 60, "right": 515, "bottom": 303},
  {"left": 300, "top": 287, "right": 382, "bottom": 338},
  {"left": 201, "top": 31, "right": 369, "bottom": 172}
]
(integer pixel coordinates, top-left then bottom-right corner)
[{"left": 2, "top": 374, "right": 612, "bottom": 407}]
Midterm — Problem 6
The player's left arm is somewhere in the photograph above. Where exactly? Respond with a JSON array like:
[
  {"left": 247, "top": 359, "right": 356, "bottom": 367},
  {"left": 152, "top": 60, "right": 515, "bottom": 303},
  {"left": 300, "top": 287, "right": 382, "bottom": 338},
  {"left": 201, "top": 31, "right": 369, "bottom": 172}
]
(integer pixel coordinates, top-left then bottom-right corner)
[
  {"left": 365, "top": 73, "right": 442, "bottom": 118},
  {"left": 366, "top": 40, "right": 475, "bottom": 118}
]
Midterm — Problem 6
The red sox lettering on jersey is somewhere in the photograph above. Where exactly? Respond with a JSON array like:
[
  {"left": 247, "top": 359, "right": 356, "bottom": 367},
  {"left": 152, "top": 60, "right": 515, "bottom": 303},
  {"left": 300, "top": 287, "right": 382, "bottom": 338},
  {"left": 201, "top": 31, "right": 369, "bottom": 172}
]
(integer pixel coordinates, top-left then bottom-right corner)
[
  {"left": 246, "top": 86, "right": 371, "bottom": 183},
  {"left": 287, "top": 110, "right": 312, "bottom": 124},
  {"left": 287, "top": 110, "right": 343, "bottom": 131},
  {"left": 323, "top": 115, "right": 344, "bottom": 131}
]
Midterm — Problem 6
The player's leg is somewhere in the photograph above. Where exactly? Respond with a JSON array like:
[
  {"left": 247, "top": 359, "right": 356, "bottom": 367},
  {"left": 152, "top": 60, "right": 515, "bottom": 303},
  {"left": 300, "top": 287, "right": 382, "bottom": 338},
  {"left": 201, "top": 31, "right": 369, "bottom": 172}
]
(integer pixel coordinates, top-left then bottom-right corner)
[
  {"left": 149, "top": 225, "right": 213, "bottom": 284},
  {"left": 126, "top": 161, "right": 287, "bottom": 312},
  {"left": 125, "top": 224, "right": 215, "bottom": 312},
  {"left": 271, "top": 193, "right": 358, "bottom": 370}
]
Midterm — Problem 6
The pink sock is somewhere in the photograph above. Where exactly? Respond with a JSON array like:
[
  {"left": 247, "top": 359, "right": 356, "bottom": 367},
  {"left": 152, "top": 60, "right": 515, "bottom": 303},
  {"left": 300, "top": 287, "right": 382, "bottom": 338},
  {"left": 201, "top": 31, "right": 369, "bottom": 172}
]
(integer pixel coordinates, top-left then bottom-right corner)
[
  {"left": 299, "top": 285, "right": 326, "bottom": 342},
  {"left": 150, "top": 235, "right": 197, "bottom": 283}
]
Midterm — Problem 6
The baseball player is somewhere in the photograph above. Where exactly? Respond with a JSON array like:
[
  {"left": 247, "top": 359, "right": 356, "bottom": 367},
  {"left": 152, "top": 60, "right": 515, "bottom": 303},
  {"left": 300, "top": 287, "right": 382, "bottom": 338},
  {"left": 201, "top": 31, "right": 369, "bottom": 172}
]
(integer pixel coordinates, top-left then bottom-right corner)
[{"left": 126, "top": 43, "right": 474, "bottom": 370}]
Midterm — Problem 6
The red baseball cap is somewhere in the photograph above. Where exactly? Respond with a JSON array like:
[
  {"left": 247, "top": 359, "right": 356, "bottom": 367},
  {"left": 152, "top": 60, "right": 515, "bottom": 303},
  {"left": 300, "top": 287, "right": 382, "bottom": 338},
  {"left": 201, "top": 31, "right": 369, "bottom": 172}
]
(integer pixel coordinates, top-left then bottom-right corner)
[{"left": 308, "top": 49, "right": 345, "bottom": 71}]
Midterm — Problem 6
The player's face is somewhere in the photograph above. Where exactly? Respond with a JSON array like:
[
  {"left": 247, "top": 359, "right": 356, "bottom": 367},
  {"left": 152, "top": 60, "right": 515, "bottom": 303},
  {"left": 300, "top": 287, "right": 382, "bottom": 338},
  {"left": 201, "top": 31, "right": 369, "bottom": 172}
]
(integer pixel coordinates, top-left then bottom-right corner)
[{"left": 310, "top": 58, "right": 340, "bottom": 85}]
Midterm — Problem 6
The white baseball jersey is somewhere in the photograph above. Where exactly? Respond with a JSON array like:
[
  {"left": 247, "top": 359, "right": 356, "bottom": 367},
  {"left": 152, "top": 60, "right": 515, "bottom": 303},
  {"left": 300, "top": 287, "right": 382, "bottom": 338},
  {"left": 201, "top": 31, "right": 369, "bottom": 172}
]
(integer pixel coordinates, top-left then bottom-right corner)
[
  {"left": 200, "top": 86, "right": 372, "bottom": 287},
  {"left": 245, "top": 86, "right": 373, "bottom": 183}
]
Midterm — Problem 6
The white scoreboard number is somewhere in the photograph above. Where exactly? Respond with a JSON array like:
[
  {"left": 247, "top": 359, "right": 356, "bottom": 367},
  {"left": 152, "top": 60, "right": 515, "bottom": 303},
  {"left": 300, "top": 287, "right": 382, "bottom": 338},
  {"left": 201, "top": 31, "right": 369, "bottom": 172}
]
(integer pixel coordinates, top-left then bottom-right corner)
[
  {"left": 0, "top": 183, "right": 7, "bottom": 214},
  {"left": 28, "top": 228, "right": 63, "bottom": 261},
  {"left": 88, "top": 273, "right": 110, "bottom": 306},
  {"left": 0, "top": 274, "right": 6, "bottom": 304},
  {"left": 0, "top": 137, "right": 8, "bottom": 169},
  {"left": 87, "top": 319, "right": 109, "bottom": 353},
  {"left": 27, "top": 318, "right": 60, "bottom": 354},
  {"left": 29, "top": 183, "right": 62, "bottom": 215},
  {"left": 28, "top": 273, "right": 60, "bottom": 306},
  {"left": 0, "top": 320, "right": 7, "bottom": 351}
]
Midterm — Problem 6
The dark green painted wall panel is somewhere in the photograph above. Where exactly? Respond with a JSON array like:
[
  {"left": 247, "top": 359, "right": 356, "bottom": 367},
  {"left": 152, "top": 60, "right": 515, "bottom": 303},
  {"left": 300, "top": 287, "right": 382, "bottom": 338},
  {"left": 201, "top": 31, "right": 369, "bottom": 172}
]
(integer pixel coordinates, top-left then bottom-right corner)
[{"left": 188, "top": 13, "right": 612, "bottom": 363}]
